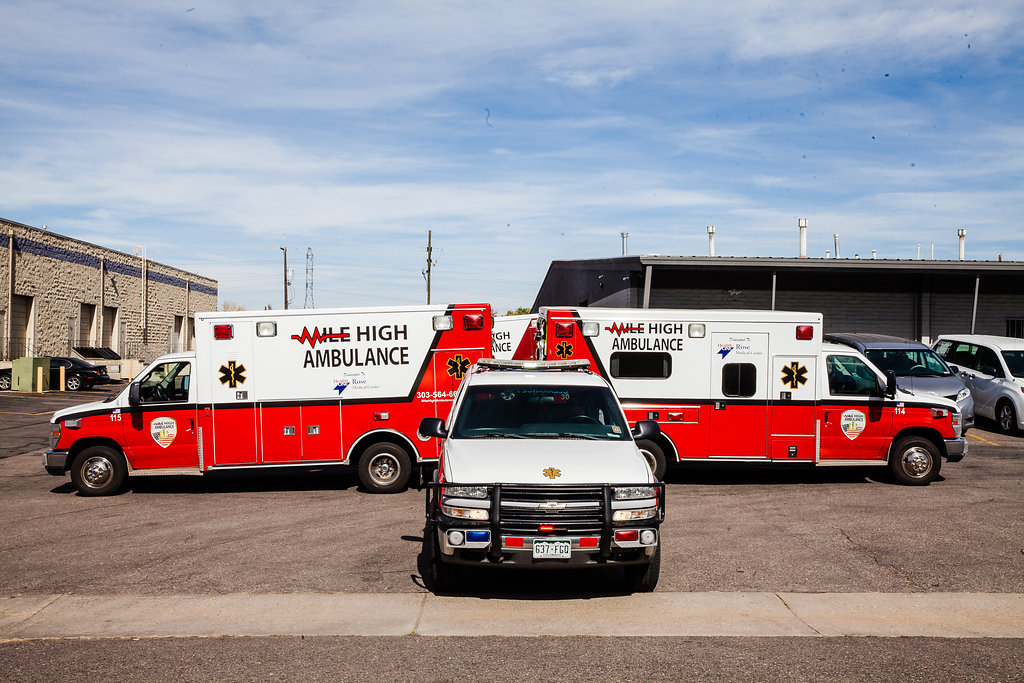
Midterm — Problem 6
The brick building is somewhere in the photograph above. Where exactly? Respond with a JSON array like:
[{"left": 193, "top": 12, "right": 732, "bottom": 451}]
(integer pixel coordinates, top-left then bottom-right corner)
[
  {"left": 531, "top": 256, "right": 1024, "bottom": 342},
  {"left": 2, "top": 218, "right": 218, "bottom": 365}
]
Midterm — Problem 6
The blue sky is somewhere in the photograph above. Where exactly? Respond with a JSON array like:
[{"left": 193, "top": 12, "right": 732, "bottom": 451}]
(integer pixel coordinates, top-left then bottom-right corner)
[{"left": 2, "top": 1, "right": 1022, "bottom": 313}]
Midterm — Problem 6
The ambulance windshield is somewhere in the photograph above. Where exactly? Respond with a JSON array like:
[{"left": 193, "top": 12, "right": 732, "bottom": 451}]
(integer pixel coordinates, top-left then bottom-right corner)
[{"left": 452, "top": 384, "right": 629, "bottom": 440}]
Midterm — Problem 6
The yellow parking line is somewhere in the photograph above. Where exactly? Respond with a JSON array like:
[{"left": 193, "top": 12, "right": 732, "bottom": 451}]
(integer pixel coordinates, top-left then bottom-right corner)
[
  {"left": 0, "top": 410, "right": 54, "bottom": 416},
  {"left": 968, "top": 433, "right": 1000, "bottom": 446}
]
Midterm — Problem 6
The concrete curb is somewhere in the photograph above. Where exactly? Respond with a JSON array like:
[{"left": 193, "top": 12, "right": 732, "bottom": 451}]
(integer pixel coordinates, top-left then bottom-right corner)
[{"left": 2, "top": 592, "right": 1022, "bottom": 640}]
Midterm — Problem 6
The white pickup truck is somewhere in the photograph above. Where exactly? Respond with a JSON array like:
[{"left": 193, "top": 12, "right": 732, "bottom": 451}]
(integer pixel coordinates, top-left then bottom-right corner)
[{"left": 419, "top": 358, "right": 665, "bottom": 593}]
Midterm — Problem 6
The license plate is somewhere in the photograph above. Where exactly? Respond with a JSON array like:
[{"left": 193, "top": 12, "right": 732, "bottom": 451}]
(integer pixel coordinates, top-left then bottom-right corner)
[{"left": 532, "top": 539, "right": 571, "bottom": 559}]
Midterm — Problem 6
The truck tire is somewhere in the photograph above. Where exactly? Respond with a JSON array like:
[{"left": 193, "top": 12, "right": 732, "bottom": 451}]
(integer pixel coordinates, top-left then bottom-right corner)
[
  {"left": 888, "top": 436, "right": 941, "bottom": 486},
  {"left": 70, "top": 446, "right": 127, "bottom": 496},
  {"left": 636, "top": 440, "right": 667, "bottom": 480},
  {"left": 624, "top": 544, "right": 661, "bottom": 593},
  {"left": 424, "top": 525, "right": 460, "bottom": 593},
  {"left": 996, "top": 401, "right": 1018, "bottom": 435},
  {"left": 358, "top": 442, "right": 411, "bottom": 493}
]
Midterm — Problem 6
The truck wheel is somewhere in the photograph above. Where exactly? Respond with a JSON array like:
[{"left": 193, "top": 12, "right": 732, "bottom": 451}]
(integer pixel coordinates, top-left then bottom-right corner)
[
  {"left": 624, "top": 544, "right": 661, "bottom": 593},
  {"left": 996, "top": 401, "right": 1018, "bottom": 435},
  {"left": 424, "top": 525, "right": 460, "bottom": 593},
  {"left": 358, "top": 442, "right": 411, "bottom": 493},
  {"left": 70, "top": 446, "right": 127, "bottom": 496},
  {"left": 888, "top": 436, "right": 941, "bottom": 486},
  {"left": 636, "top": 440, "right": 667, "bottom": 480}
]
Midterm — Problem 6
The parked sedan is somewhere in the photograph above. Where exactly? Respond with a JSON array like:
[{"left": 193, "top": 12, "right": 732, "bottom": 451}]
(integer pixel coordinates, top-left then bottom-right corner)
[
  {"left": 824, "top": 332, "right": 974, "bottom": 430},
  {"left": 0, "top": 357, "right": 111, "bottom": 391},
  {"left": 933, "top": 334, "right": 1024, "bottom": 434}
]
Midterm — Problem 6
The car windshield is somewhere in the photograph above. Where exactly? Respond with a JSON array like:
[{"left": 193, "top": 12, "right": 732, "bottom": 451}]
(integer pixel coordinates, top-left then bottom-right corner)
[
  {"left": 1002, "top": 351, "right": 1024, "bottom": 378},
  {"left": 451, "top": 383, "right": 630, "bottom": 440},
  {"left": 863, "top": 348, "right": 951, "bottom": 377}
]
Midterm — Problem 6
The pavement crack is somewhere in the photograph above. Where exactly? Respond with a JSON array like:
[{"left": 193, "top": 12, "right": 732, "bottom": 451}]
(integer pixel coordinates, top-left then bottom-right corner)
[
  {"left": 0, "top": 593, "right": 66, "bottom": 636},
  {"left": 773, "top": 593, "right": 821, "bottom": 636},
  {"left": 410, "top": 592, "right": 428, "bottom": 636},
  {"left": 836, "top": 525, "right": 918, "bottom": 589}
]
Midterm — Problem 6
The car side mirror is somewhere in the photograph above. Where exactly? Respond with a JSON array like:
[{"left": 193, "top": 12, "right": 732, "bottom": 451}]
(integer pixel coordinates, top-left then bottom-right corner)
[
  {"left": 884, "top": 370, "right": 897, "bottom": 399},
  {"left": 947, "top": 364, "right": 960, "bottom": 374},
  {"left": 632, "top": 420, "right": 661, "bottom": 440},
  {"left": 128, "top": 383, "right": 141, "bottom": 406},
  {"left": 418, "top": 417, "right": 448, "bottom": 439}
]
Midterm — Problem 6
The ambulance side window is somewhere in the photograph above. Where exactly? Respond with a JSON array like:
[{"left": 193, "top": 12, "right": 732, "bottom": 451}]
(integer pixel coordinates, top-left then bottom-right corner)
[
  {"left": 722, "top": 363, "right": 756, "bottom": 397},
  {"left": 826, "top": 355, "right": 877, "bottom": 396},
  {"left": 138, "top": 362, "right": 192, "bottom": 403},
  {"left": 610, "top": 352, "right": 671, "bottom": 379}
]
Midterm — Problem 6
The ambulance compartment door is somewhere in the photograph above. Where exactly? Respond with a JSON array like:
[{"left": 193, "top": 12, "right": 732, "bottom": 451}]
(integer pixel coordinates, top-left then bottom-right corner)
[
  {"left": 770, "top": 355, "right": 817, "bottom": 461},
  {"left": 209, "top": 320, "right": 259, "bottom": 466},
  {"left": 710, "top": 332, "right": 769, "bottom": 458}
]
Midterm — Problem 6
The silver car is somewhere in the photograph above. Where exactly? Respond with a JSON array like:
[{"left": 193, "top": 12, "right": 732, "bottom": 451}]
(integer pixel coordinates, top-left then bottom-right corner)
[
  {"left": 933, "top": 335, "right": 1024, "bottom": 434},
  {"left": 824, "top": 333, "right": 974, "bottom": 431}
]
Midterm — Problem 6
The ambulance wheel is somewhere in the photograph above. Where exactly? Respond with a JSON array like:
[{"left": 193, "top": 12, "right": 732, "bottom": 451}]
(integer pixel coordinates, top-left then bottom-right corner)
[
  {"left": 636, "top": 440, "right": 667, "bottom": 480},
  {"left": 424, "top": 525, "right": 460, "bottom": 593},
  {"left": 70, "top": 446, "right": 127, "bottom": 496},
  {"left": 358, "top": 442, "right": 411, "bottom": 493},
  {"left": 624, "top": 544, "right": 661, "bottom": 593},
  {"left": 888, "top": 436, "right": 941, "bottom": 486}
]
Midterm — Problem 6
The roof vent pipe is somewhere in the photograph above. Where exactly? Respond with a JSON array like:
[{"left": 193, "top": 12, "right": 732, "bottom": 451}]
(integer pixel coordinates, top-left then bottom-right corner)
[
  {"left": 833, "top": 233, "right": 840, "bottom": 259},
  {"left": 621, "top": 232, "right": 629, "bottom": 256},
  {"left": 707, "top": 225, "right": 716, "bottom": 257},
  {"left": 798, "top": 218, "right": 807, "bottom": 258},
  {"left": 871, "top": 250, "right": 877, "bottom": 259},
  {"left": 957, "top": 228, "right": 966, "bottom": 260}
]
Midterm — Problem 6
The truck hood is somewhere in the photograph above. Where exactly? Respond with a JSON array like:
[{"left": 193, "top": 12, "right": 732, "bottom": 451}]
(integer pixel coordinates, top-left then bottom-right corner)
[
  {"left": 442, "top": 438, "right": 654, "bottom": 485},
  {"left": 51, "top": 397, "right": 120, "bottom": 423}
]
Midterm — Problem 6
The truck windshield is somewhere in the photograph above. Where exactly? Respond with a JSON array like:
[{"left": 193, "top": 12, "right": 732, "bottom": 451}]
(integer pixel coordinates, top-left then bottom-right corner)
[
  {"left": 863, "top": 349, "right": 952, "bottom": 377},
  {"left": 451, "top": 384, "right": 630, "bottom": 440}
]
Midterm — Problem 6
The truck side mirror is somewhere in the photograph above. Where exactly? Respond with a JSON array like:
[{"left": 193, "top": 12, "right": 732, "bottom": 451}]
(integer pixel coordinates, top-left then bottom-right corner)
[
  {"left": 128, "top": 383, "right": 141, "bottom": 406},
  {"left": 632, "top": 420, "right": 661, "bottom": 440},
  {"left": 884, "top": 370, "right": 897, "bottom": 399},
  {"left": 418, "top": 417, "right": 448, "bottom": 439}
]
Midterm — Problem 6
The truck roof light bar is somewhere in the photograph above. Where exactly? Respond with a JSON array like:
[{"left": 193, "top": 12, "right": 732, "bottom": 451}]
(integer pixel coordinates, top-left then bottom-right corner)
[{"left": 476, "top": 358, "right": 591, "bottom": 372}]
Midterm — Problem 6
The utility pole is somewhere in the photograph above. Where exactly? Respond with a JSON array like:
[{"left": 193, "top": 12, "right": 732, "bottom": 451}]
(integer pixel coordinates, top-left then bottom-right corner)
[
  {"left": 280, "top": 240, "right": 289, "bottom": 310},
  {"left": 422, "top": 230, "right": 436, "bottom": 304}
]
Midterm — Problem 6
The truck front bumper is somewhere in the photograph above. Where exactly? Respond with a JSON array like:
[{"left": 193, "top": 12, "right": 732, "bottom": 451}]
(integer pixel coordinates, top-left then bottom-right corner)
[
  {"left": 436, "top": 527, "right": 659, "bottom": 567},
  {"left": 43, "top": 450, "right": 69, "bottom": 476},
  {"left": 945, "top": 437, "right": 968, "bottom": 463}
]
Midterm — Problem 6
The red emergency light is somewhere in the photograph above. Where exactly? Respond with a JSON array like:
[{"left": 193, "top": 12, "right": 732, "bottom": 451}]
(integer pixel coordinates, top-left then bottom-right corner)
[
  {"left": 614, "top": 530, "right": 639, "bottom": 542},
  {"left": 796, "top": 325, "right": 814, "bottom": 340},
  {"left": 579, "top": 537, "right": 599, "bottom": 548},
  {"left": 538, "top": 524, "right": 556, "bottom": 533},
  {"left": 504, "top": 536, "right": 525, "bottom": 548},
  {"left": 463, "top": 314, "right": 484, "bottom": 331},
  {"left": 554, "top": 322, "right": 575, "bottom": 339},
  {"left": 213, "top": 324, "right": 234, "bottom": 340}
]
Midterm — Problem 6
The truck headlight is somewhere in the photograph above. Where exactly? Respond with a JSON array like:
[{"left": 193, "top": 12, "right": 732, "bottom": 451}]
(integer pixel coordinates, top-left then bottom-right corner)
[
  {"left": 613, "top": 486, "right": 655, "bottom": 500},
  {"left": 444, "top": 485, "right": 488, "bottom": 499},
  {"left": 441, "top": 505, "right": 489, "bottom": 521},
  {"left": 612, "top": 507, "right": 657, "bottom": 521}
]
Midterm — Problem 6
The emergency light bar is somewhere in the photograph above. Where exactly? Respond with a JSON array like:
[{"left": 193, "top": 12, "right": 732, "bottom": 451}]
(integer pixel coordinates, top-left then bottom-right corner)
[{"left": 477, "top": 358, "right": 591, "bottom": 371}]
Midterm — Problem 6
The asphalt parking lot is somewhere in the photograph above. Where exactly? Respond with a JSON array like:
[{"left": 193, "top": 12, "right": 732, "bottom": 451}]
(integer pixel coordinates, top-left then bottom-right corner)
[{"left": 1, "top": 387, "right": 1022, "bottom": 681}]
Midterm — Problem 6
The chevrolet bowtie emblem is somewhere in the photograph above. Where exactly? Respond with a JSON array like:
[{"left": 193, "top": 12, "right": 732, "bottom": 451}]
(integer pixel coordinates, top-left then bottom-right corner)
[
  {"left": 539, "top": 501, "right": 566, "bottom": 510},
  {"left": 543, "top": 467, "right": 561, "bottom": 479}
]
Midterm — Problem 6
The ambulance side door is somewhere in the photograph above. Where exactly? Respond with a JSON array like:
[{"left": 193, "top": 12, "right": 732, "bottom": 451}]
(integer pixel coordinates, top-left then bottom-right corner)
[
  {"left": 819, "top": 353, "right": 893, "bottom": 460},
  {"left": 209, "top": 320, "right": 259, "bottom": 465},
  {"left": 121, "top": 359, "right": 199, "bottom": 469},
  {"left": 709, "top": 333, "right": 769, "bottom": 458}
]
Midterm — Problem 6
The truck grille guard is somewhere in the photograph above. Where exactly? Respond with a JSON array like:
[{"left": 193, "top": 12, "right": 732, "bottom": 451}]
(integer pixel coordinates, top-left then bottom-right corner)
[{"left": 425, "top": 481, "right": 665, "bottom": 562}]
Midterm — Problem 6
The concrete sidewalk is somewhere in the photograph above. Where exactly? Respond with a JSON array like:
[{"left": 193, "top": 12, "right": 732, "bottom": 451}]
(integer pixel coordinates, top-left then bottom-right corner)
[{"left": 2, "top": 592, "right": 1022, "bottom": 640}]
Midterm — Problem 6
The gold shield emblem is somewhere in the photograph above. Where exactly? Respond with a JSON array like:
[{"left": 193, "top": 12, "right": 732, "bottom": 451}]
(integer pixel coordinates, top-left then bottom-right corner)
[{"left": 543, "top": 467, "right": 561, "bottom": 479}]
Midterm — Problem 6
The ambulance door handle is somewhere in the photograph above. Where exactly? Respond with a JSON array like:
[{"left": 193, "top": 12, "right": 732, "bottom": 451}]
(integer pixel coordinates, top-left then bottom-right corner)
[
  {"left": 823, "top": 411, "right": 830, "bottom": 423},
  {"left": 188, "top": 419, "right": 195, "bottom": 431}
]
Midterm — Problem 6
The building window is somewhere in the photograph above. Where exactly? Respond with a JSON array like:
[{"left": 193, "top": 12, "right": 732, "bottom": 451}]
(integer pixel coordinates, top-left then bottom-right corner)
[
  {"left": 722, "top": 363, "right": 756, "bottom": 397},
  {"left": 610, "top": 352, "right": 671, "bottom": 379},
  {"left": 79, "top": 303, "right": 96, "bottom": 346}
]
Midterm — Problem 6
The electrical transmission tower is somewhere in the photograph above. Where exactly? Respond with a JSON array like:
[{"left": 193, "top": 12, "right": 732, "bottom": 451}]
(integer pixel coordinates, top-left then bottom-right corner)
[{"left": 304, "top": 247, "right": 315, "bottom": 308}]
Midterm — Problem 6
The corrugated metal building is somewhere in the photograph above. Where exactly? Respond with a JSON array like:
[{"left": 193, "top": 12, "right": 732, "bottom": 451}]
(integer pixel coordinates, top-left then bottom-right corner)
[{"left": 531, "top": 256, "right": 1024, "bottom": 342}]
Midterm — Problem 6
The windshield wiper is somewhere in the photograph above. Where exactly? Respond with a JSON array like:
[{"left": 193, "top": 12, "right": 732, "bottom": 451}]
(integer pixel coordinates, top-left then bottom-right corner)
[{"left": 462, "top": 433, "right": 529, "bottom": 439}]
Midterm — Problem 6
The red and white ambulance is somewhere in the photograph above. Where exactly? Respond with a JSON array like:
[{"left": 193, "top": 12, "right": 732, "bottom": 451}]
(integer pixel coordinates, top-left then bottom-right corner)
[
  {"left": 491, "top": 314, "right": 536, "bottom": 360},
  {"left": 531, "top": 307, "right": 967, "bottom": 485},
  {"left": 45, "top": 304, "right": 492, "bottom": 495}
]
